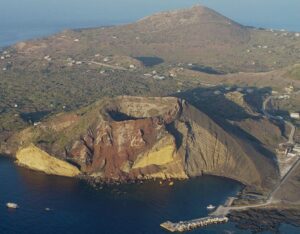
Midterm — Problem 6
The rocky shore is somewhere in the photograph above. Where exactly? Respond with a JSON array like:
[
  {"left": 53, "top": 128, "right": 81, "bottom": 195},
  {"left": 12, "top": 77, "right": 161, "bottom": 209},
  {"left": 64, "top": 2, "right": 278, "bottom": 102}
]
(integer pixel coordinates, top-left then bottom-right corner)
[{"left": 229, "top": 205, "right": 300, "bottom": 233}]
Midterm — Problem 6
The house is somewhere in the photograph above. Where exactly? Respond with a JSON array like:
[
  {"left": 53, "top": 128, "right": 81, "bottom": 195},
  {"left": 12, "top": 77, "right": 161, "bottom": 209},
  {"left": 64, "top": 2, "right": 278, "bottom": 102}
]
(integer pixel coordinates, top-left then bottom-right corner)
[
  {"left": 287, "top": 152, "right": 297, "bottom": 157},
  {"left": 285, "top": 85, "right": 294, "bottom": 94},
  {"left": 153, "top": 75, "right": 165, "bottom": 80},
  {"left": 277, "top": 94, "right": 290, "bottom": 100},
  {"left": 290, "top": 112, "right": 300, "bottom": 119}
]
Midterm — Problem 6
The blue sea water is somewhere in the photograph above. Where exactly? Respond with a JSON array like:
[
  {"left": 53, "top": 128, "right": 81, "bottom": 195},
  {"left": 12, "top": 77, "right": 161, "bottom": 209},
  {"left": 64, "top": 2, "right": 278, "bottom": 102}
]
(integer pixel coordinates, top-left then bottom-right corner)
[{"left": 0, "top": 157, "right": 250, "bottom": 234}]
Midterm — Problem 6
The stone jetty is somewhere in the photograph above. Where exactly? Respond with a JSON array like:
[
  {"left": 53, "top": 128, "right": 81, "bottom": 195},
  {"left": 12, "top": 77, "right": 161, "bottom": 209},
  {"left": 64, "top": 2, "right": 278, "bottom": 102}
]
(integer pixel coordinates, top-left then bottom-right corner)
[{"left": 160, "top": 216, "right": 229, "bottom": 232}]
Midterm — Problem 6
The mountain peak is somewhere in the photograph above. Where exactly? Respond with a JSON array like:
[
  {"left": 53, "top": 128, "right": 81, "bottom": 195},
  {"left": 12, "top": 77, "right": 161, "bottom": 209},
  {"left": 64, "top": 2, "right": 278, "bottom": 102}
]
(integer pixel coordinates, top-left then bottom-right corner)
[{"left": 137, "top": 5, "right": 237, "bottom": 28}]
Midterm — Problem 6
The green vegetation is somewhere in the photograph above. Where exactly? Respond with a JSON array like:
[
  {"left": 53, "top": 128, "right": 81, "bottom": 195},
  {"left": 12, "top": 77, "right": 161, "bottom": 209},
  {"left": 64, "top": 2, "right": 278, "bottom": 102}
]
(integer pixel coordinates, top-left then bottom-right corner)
[{"left": 286, "top": 65, "right": 300, "bottom": 80}]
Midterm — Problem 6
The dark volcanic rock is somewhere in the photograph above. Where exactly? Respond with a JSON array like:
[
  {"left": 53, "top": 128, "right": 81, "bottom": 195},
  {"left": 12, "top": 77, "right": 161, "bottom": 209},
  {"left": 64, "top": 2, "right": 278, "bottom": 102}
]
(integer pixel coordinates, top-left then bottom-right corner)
[{"left": 229, "top": 207, "right": 300, "bottom": 233}]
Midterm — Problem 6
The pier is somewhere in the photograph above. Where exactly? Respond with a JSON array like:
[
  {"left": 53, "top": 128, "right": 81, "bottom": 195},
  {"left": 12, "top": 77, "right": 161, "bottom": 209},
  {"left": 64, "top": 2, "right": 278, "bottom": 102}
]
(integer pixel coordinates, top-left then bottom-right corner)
[{"left": 160, "top": 216, "right": 229, "bottom": 232}]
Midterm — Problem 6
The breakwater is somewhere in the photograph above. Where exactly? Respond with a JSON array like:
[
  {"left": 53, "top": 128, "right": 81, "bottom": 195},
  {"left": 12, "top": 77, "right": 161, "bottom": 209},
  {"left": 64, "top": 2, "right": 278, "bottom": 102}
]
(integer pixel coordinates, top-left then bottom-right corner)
[{"left": 160, "top": 216, "right": 229, "bottom": 232}]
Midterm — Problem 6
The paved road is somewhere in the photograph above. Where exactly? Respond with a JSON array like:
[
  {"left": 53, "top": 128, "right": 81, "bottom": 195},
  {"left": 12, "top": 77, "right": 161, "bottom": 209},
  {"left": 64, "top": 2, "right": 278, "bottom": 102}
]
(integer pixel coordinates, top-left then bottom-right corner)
[
  {"left": 268, "top": 156, "right": 300, "bottom": 202},
  {"left": 261, "top": 95, "right": 299, "bottom": 200},
  {"left": 85, "top": 60, "right": 128, "bottom": 71},
  {"left": 211, "top": 95, "right": 299, "bottom": 215},
  {"left": 285, "top": 120, "right": 296, "bottom": 144},
  {"left": 262, "top": 95, "right": 295, "bottom": 144}
]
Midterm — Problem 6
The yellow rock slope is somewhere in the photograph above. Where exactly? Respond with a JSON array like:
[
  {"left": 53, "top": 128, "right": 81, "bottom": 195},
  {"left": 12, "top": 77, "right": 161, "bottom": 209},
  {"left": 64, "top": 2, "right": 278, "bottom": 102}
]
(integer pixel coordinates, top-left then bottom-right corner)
[{"left": 16, "top": 144, "right": 80, "bottom": 177}]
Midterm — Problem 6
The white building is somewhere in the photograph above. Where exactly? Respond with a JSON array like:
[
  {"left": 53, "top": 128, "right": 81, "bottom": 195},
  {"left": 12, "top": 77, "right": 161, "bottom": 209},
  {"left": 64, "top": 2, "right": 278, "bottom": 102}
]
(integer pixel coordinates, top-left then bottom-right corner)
[
  {"left": 290, "top": 112, "right": 300, "bottom": 119},
  {"left": 285, "top": 85, "right": 294, "bottom": 94}
]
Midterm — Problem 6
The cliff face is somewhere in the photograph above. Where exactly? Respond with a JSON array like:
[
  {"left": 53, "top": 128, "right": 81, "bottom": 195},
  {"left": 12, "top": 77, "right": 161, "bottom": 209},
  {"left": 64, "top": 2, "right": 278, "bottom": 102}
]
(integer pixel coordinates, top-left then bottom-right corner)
[
  {"left": 16, "top": 144, "right": 80, "bottom": 177},
  {"left": 6, "top": 96, "right": 278, "bottom": 189}
]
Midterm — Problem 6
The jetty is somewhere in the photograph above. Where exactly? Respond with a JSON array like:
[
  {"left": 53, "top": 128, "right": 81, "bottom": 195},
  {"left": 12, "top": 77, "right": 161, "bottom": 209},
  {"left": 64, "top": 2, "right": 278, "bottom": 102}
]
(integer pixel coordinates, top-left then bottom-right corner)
[{"left": 160, "top": 216, "right": 229, "bottom": 232}]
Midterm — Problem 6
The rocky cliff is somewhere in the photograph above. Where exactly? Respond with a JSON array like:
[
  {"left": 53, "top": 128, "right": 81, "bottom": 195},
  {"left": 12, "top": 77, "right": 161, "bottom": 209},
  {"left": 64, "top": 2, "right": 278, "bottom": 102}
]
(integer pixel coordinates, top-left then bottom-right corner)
[
  {"left": 16, "top": 144, "right": 80, "bottom": 177},
  {"left": 5, "top": 96, "right": 279, "bottom": 189}
]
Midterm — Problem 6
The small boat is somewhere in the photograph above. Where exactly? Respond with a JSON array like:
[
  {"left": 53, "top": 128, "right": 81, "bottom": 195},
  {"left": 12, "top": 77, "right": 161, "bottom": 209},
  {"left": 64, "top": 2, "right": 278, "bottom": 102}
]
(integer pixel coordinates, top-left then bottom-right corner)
[
  {"left": 6, "top": 202, "right": 19, "bottom": 209},
  {"left": 169, "top": 181, "right": 174, "bottom": 186},
  {"left": 206, "top": 204, "right": 216, "bottom": 210}
]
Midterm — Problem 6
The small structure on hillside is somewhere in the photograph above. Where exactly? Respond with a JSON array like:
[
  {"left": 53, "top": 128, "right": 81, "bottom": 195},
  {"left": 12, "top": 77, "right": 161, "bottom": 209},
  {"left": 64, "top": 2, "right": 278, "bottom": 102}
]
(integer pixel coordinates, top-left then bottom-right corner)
[
  {"left": 290, "top": 112, "right": 300, "bottom": 119},
  {"left": 153, "top": 75, "right": 165, "bottom": 80},
  {"left": 277, "top": 94, "right": 290, "bottom": 100},
  {"left": 246, "top": 88, "right": 254, "bottom": 93},
  {"left": 285, "top": 85, "right": 294, "bottom": 94}
]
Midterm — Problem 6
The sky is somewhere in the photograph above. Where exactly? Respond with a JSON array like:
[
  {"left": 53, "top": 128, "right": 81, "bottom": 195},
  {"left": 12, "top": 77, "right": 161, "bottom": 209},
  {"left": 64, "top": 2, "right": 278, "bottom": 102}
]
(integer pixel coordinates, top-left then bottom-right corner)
[
  {"left": 1, "top": 0, "right": 299, "bottom": 29},
  {"left": 0, "top": 0, "right": 300, "bottom": 47}
]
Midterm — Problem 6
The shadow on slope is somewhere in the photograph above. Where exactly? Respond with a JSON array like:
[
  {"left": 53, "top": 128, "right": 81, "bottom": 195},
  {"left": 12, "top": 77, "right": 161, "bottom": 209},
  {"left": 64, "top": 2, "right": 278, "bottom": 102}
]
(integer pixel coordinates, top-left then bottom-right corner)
[{"left": 173, "top": 86, "right": 280, "bottom": 173}]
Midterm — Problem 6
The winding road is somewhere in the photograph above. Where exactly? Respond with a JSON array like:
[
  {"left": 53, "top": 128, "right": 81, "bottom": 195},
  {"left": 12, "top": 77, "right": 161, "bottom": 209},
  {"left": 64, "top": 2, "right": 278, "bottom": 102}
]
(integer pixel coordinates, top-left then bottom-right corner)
[
  {"left": 262, "top": 95, "right": 295, "bottom": 144},
  {"left": 213, "top": 94, "right": 299, "bottom": 216}
]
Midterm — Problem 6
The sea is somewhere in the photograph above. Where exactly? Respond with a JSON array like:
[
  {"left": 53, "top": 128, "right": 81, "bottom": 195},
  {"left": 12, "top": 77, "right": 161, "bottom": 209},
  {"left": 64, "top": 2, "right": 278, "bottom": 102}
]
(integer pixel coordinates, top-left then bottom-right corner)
[{"left": 1, "top": 0, "right": 300, "bottom": 233}]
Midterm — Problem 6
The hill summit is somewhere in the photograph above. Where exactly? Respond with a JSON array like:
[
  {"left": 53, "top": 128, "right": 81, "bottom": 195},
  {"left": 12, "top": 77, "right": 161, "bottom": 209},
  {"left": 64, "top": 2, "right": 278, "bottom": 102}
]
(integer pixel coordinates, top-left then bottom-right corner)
[{"left": 6, "top": 5, "right": 300, "bottom": 73}]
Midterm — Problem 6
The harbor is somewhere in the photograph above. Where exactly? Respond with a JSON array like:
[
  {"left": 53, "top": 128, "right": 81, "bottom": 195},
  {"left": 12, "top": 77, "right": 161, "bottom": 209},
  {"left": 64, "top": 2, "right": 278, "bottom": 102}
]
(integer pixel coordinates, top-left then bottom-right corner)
[{"left": 160, "top": 216, "right": 229, "bottom": 232}]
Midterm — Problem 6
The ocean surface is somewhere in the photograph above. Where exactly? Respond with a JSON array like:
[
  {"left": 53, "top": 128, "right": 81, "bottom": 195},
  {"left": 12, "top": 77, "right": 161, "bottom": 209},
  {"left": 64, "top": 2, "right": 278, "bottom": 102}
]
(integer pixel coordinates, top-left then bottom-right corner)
[
  {"left": 2, "top": 156, "right": 299, "bottom": 234},
  {"left": 0, "top": 156, "right": 246, "bottom": 234},
  {"left": 1, "top": 0, "right": 300, "bottom": 47}
]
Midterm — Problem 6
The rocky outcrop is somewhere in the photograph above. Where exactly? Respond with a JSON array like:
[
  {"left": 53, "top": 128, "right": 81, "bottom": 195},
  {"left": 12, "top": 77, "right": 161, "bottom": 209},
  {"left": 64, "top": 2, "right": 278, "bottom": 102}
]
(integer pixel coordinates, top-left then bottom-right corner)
[
  {"left": 225, "top": 91, "right": 256, "bottom": 115},
  {"left": 16, "top": 144, "right": 80, "bottom": 177},
  {"left": 6, "top": 96, "right": 279, "bottom": 189}
]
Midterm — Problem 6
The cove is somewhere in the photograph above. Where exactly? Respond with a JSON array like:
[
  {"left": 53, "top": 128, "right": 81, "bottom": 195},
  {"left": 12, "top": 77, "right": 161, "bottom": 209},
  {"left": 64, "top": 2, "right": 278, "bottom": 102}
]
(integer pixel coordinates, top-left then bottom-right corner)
[{"left": 0, "top": 156, "right": 250, "bottom": 234}]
